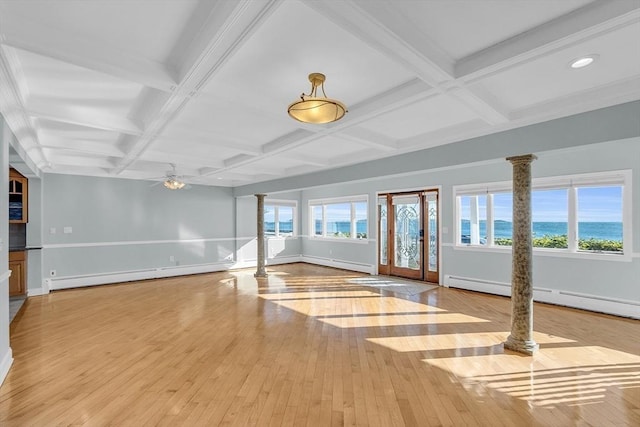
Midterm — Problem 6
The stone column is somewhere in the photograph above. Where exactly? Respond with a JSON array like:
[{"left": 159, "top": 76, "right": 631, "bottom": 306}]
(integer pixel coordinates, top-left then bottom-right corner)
[
  {"left": 254, "top": 194, "right": 267, "bottom": 278},
  {"left": 504, "top": 154, "right": 539, "bottom": 355}
]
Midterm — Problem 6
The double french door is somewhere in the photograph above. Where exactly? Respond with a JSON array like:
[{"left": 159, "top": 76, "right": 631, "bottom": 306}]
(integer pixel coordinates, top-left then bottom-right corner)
[{"left": 377, "top": 190, "right": 439, "bottom": 283}]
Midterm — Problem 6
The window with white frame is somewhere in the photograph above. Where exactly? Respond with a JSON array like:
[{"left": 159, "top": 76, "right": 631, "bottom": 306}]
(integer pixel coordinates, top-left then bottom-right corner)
[
  {"left": 264, "top": 200, "right": 296, "bottom": 237},
  {"left": 454, "top": 170, "right": 630, "bottom": 255},
  {"left": 309, "top": 195, "right": 368, "bottom": 239}
]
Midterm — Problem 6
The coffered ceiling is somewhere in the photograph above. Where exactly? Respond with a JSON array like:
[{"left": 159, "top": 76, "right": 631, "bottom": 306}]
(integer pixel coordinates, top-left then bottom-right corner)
[{"left": 1, "top": 0, "right": 639, "bottom": 186}]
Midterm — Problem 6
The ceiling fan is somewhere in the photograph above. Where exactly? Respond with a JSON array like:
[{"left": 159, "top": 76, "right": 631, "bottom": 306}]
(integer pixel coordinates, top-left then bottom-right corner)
[{"left": 150, "top": 164, "right": 189, "bottom": 190}]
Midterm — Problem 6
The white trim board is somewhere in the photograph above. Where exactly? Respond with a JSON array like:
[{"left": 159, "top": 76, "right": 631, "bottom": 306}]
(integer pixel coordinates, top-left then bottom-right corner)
[
  {"left": 42, "top": 236, "right": 237, "bottom": 249},
  {"left": 0, "top": 270, "right": 12, "bottom": 283},
  {"left": 43, "top": 256, "right": 304, "bottom": 292},
  {"left": 47, "top": 261, "right": 235, "bottom": 291},
  {"left": 444, "top": 275, "right": 639, "bottom": 319},
  {"left": 301, "top": 255, "right": 375, "bottom": 274},
  {"left": 229, "top": 255, "right": 303, "bottom": 270},
  {"left": 0, "top": 348, "right": 13, "bottom": 388}
]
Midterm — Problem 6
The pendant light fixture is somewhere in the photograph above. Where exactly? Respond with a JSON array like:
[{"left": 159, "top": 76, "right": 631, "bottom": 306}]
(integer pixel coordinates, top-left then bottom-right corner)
[{"left": 288, "top": 73, "right": 347, "bottom": 124}]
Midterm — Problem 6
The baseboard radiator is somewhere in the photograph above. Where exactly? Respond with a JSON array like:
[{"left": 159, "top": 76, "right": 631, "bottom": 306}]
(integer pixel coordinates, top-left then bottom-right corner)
[
  {"left": 301, "top": 256, "right": 375, "bottom": 274},
  {"left": 444, "top": 275, "right": 639, "bottom": 319},
  {"left": 38, "top": 256, "right": 304, "bottom": 294}
]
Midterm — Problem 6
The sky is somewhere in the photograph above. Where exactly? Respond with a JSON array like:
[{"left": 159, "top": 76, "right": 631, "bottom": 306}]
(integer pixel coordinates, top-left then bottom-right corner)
[{"left": 461, "top": 186, "right": 623, "bottom": 222}]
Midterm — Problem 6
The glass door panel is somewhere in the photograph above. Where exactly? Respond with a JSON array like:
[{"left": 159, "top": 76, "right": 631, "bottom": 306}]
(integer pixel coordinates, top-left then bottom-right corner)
[
  {"left": 425, "top": 191, "right": 439, "bottom": 283},
  {"left": 377, "top": 196, "right": 389, "bottom": 275},
  {"left": 390, "top": 194, "right": 422, "bottom": 279}
]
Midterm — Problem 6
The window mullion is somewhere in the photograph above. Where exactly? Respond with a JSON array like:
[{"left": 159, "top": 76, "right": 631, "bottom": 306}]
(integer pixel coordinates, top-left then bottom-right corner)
[
  {"left": 322, "top": 205, "right": 327, "bottom": 238},
  {"left": 486, "top": 193, "right": 494, "bottom": 245},
  {"left": 470, "top": 195, "right": 480, "bottom": 245},
  {"left": 350, "top": 202, "right": 356, "bottom": 239},
  {"left": 568, "top": 186, "right": 578, "bottom": 252}
]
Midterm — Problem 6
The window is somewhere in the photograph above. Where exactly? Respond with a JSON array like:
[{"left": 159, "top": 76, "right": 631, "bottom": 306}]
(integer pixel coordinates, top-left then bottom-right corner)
[
  {"left": 493, "top": 193, "right": 512, "bottom": 245},
  {"left": 309, "top": 195, "right": 368, "bottom": 240},
  {"left": 532, "top": 189, "right": 568, "bottom": 248},
  {"left": 459, "top": 194, "right": 488, "bottom": 245},
  {"left": 264, "top": 200, "right": 296, "bottom": 237},
  {"left": 577, "top": 186, "right": 623, "bottom": 252},
  {"left": 454, "top": 170, "right": 631, "bottom": 257}
]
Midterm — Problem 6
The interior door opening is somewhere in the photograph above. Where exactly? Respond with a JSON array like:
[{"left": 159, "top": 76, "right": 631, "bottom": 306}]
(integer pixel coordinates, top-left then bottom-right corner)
[{"left": 377, "top": 189, "right": 439, "bottom": 283}]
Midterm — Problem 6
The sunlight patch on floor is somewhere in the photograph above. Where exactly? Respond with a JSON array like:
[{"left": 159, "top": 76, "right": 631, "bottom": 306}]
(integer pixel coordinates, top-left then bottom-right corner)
[
  {"left": 423, "top": 344, "right": 640, "bottom": 410},
  {"left": 367, "top": 331, "right": 504, "bottom": 352},
  {"left": 258, "top": 290, "right": 378, "bottom": 300},
  {"left": 324, "top": 312, "right": 490, "bottom": 329},
  {"left": 262, "top": 293, "right": 443, "bottom": 317}
]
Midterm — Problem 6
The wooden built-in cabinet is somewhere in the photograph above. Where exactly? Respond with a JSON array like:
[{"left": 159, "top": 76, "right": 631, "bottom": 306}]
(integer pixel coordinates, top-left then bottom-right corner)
[
  {"left": 9, "top": 250, "right": 26, "bottom": 296},
  {"left": 9, "top": 168, "right": 28, "bottom": 223}
]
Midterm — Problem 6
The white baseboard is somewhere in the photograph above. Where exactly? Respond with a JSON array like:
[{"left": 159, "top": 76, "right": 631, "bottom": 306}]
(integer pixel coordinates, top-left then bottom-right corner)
[
  {"left": 0, "top": 347, "right": 13, "bottom": 387},
  {"left": 231, "top": 255, "right": 303, "bottom": 270},
  {"left": 48, "top": 261, "right": 236, "bottom": 291},
  {"left": 301, "top": 255, "right": 375, "bottom": 274},
  {"left": 43, "top": 257, "right": 306, "bottom": 292},
  {"left": 444, "top": 275, "right": 640, "bottom": 319}
]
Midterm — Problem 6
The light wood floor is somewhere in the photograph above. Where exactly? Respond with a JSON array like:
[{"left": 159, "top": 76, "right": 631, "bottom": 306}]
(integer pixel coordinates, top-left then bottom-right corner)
[{"left": 1, "top": 263, "right": 638, "bottom": 426}]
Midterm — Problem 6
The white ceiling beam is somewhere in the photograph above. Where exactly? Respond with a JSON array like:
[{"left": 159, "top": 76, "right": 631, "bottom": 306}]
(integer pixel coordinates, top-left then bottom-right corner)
[
  {"left": 304, "top": 0, "right": 509, "bottom": 125},
  {"left": 201, "top": 172, "right": 255, "bottom": 182},
  {"left": 42, "top": 165, "right": 112, "bottom": 176},
  {"left": 338, "top": 127, "right": 398, "bottom": 152},
  {"left": 169, "top": 0, "right": 283, "bottom": 87},
  {"left": 278, "top": 152, "right": 330, "bottom": 168},
  {"left": 303, "top": 0, "right": 454, "bottom": 84},
  {"left": 28, "top": 141, "right": 125, "bottom": 158},
  {"left": 0, "top": 14, "right": 176, "bottom": 92},
  {"left": 140, "top": 150, "right": 225, "bottom": 169},
  {"left": 456, "top": 0, "right": 640, "bottom": 80},
  {"left": 262, "top": 129, "right": 316, "bottom": 154},
  {"left": 398, "top": 119, "right": 491, "bottom": 150},
  {"left": 43, "top": 154, "right": 117, "bottom": 169},
  {"left": 223, "top": 154, "right": 258, "bottom": 168},
  {"left": 164, "top": 127, "right": 264, "bottom": 156},
  {"left": 112, "top": 0, "right": 282, "bottom": 175},
  {"left": 0, "top": 46, "right": 46, "bottom": 175},
  {"left": 26, "top": 97, "right": 142, "bottom": 136}
]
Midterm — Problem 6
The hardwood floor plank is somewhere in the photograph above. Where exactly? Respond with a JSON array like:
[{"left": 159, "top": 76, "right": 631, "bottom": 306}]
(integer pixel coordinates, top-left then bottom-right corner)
[{"left": 1, "top": 263, "right": 638, "bottom": 426}]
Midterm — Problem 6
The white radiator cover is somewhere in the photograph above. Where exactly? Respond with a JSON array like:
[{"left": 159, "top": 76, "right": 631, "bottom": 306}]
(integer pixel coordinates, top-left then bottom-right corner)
[{"left": 444, "top": 275, "right": 639, "bottom": 319}]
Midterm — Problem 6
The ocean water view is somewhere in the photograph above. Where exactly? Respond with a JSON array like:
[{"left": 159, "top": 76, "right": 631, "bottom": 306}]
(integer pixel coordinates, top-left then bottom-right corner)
[
  {"left": 270, "top": 220, "right": 622, "bottom": 241},
  {"left": 315, "top": 220, "right": 368, "bottom": 236},
  {"left": 266, "top": 220, "right": 368, "bottom": 236},
  {"left": 265, "top": 221, "right": 294, "bottom": 234},
  {"left": 461, "top": 220, "right": 622, "bottom": 241}
]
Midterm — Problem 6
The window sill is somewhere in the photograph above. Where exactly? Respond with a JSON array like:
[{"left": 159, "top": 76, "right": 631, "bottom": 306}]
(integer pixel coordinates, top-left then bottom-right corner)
[
  {"left": 307, "top": 236, "right": 371, "bottom": 244},
  {"left": 451, "top": 244, "right": 632, "bottom": 262}
]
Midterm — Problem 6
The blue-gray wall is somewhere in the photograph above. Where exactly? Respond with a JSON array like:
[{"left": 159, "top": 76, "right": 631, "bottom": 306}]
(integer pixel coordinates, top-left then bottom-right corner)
[{"left": 41, "top": 174, "right": 236, "bottom": 280}]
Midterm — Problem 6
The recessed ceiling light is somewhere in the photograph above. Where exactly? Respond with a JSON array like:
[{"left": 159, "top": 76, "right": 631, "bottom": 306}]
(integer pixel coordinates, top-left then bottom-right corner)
[{"left": 569, "top": 55, "right": 598, "bottom": 69}]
